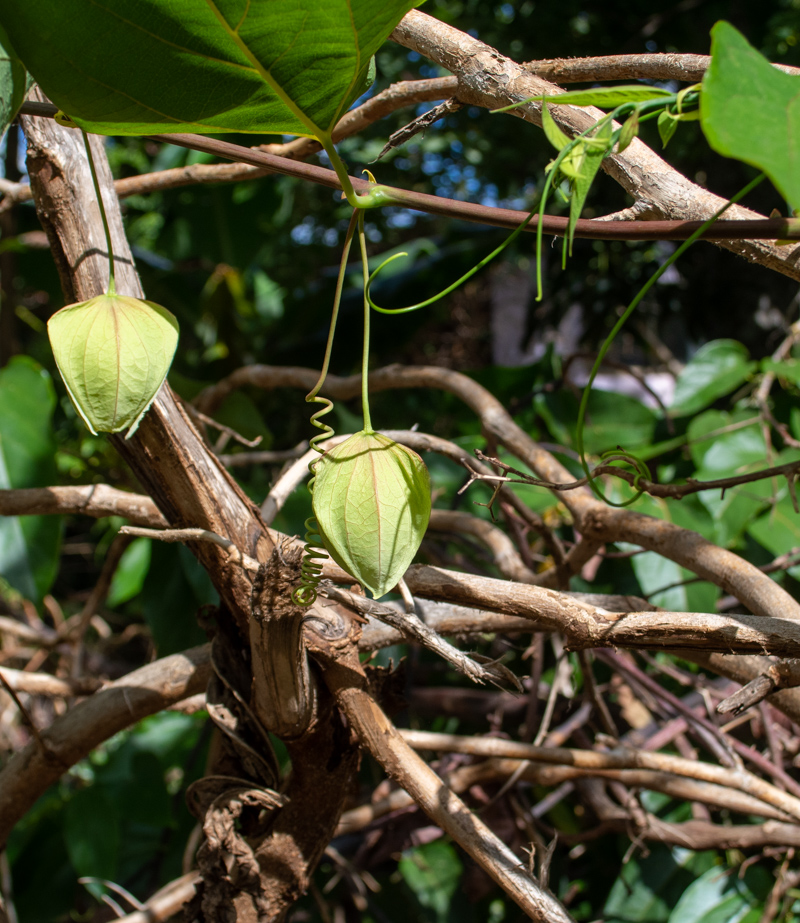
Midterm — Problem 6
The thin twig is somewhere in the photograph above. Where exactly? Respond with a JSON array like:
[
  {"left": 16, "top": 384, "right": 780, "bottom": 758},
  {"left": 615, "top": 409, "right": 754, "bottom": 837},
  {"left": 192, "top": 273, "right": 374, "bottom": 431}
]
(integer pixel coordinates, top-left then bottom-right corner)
[
  {"left": 118, "top": 525, "right": 260, "bottom": 572},
  {"left": 318, "top": 582, "right": 521, "bottom": 690}
]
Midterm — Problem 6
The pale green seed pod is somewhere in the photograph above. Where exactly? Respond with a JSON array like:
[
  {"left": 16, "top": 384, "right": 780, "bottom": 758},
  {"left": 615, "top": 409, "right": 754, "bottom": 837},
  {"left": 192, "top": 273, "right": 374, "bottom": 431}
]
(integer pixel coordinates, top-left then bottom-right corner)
[
  {"left": 48, "top": 293, "right": 179, "bottom": 438},
  {"left": 312, "top": 430, "right": 431, "bottom": 598}
]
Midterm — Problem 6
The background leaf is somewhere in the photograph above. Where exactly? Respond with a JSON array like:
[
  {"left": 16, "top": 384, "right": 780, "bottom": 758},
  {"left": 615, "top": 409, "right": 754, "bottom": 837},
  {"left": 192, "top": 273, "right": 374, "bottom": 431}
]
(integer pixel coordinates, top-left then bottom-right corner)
[
  {"left": 0, "top": 357, "right": 61, "bottom": 603},
  {"left": 701, "top": 21, "right": 800, "bottom": 209},
  {"left": 0, "top": 0, "right": 416, "bottom": 137},
  {"left": 0, "top": 21, "right": 30, "bottom": 140},
  {"left": 669, "top": 340, "right": 756, "bottom": 417}
]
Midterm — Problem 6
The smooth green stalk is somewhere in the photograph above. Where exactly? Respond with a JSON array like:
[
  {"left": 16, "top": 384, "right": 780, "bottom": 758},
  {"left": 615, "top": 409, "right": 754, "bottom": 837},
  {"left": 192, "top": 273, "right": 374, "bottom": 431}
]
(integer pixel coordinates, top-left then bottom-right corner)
[
  {"left": 576, "top": 171, "right": 766, "bottom": 506},
  {"left": 306, "top": 210, "right": 359, "bottom": 403},
  {"left": 357, "top": 211, "right": 373, "bottom": 432},
  {"left": 82, "top": 130, "right": 116, "bottom": 295}
]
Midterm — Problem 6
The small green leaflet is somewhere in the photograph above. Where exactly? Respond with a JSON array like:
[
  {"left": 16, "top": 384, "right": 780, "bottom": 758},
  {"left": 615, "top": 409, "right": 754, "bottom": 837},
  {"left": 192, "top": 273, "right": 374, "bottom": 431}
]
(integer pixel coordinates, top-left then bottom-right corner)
[
  {"left": 701, "top": 21, "right": 800, "bottom": 210},
  {"left": 658, "top": 110, "right": 678, "bottom": 147},
  {"left": 567, "top": 119, "right": 613, "bottom": 254},
  {"left": 617, "top": 110, "right": 639, "bottom": 152},
  {"left": 0, "top": 0, "right": 416, "bottom": 140},
  {"left": 0, "top": 21, "right": 30, "bottom": 140},
  {"left": 48, "top": 293, "right": 179, "bottom": 437},
  {"left": 312, "top": 430, "right": 431, "bottom": 598},
  {"left": 493, "top": 85, "right": 672, "bottom": 114}
]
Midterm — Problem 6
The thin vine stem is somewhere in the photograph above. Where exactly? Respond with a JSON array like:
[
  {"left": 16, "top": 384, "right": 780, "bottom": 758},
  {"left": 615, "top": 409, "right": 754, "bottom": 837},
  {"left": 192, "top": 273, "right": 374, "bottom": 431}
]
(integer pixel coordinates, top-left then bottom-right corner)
[
  {"left": 576, "top": 171, "right": 767, "bottom": 506},
  {"left": 356, "top": 211, "right": 373, "bottom": 432},
  {"left": 306, "top": 210, "right": 360, "bottom": 404},
  {"left": 81, "top": 130, "right": 116, "bottom": 295}
]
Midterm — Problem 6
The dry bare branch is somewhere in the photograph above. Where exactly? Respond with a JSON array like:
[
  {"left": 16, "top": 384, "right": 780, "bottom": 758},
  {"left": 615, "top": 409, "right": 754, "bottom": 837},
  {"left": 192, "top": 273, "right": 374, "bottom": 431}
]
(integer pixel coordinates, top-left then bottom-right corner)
[
  {"left": 524, "top": 52, "right": 800, "bottom": 84},
  {"left": 0, "top": 645, "right": 211, "bottom": 848},
  {"left": 400, "top": 729, "right": 800, "bottom": 822},
  {"left": 315, "top": 641, "right": 574, "bottom": 923}
]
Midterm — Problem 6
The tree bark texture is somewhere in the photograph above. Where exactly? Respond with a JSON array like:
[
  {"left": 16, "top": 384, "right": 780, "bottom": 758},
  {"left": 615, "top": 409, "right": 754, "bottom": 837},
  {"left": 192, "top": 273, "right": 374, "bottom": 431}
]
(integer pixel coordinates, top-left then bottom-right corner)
[{"left": 20, "top": 100, "right": 358, "bottom": 921}]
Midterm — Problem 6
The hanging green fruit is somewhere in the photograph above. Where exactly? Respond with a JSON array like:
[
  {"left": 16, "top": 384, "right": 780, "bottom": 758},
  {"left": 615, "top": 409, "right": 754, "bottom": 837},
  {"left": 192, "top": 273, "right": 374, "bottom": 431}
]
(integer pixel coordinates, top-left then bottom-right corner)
[
  {"left": 312, "top": 430, "right": 431, "bottom": 598},
  {"left": 48, "top": 292, "right": 179, "bottom": 438}
]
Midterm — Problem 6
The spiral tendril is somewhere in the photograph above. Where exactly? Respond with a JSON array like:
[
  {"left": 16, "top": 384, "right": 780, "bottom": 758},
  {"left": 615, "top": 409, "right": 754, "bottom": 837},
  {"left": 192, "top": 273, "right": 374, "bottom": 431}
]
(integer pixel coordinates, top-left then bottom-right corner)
[{"left": 292, "top": 394, "right": 335, "bottom": 607}]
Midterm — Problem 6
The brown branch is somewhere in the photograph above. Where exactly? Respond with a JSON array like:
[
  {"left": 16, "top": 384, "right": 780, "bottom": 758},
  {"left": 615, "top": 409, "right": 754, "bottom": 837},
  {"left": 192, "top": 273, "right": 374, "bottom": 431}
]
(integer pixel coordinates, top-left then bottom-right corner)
[
  {"left": 376, "top": 96, "right": 464, "bottom": 160},
  {"left": 390, "top": 9, "right": 800, "bottom": 281},
  {"left": 0, "top": 667, "right": 101, "bottom": 697},
  {"left": 428, "top": 509, "right": 540, "bottom": 584},
  {"left": 21, "top": 97, "right": 276, "bottom": 636},
  {"left": 113, "top": 873, "right": 201, "bottom": 923},
  {"left": 10, "top": 79, "right": 456, "bottom": 206},
  {"left": 337, "top": 753, "right": 794, "bottom": 841},
  {"left": 0, "top": 484, "right": 165, "bottom": 527},
  {"left": 0, "top": 645, "right": 211, "bottom": 849},
  {"left": 314, "top": 637, "right": 575, "bottom": 923},
  {"left": 404, "top": 564, "right": 800, "bottom": 658},
  {"left": 318, "top": 583, "right": 519, "bottom": 688},
  {"left": 717, "top": 659, "right": 800, "bottom": 716},
  {"left": 524, "top": 52, "right": 800, "bottom": 84},
  {"left": 400, "top": 729, "right": 800, "bottom": 822},
  {"left": 9, "top": 485, "right": 800, "bottom": 658}
]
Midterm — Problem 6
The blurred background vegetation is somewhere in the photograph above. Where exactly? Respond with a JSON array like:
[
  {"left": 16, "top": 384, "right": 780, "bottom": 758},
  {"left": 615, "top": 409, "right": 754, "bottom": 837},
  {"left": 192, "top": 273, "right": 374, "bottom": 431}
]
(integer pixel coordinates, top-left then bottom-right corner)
[{"left": 4, "top": 1, "right": 800, "bottom": 920}]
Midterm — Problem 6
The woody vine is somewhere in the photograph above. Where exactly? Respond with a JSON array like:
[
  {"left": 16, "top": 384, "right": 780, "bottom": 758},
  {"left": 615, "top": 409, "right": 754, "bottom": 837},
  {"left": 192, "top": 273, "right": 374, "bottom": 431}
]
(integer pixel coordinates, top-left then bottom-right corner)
[
  {"left": 3, "top": 10, "right": 797, "bottom": 599},
  {"left": 5, "top": 4, "right": 800, "bottom": 921}
]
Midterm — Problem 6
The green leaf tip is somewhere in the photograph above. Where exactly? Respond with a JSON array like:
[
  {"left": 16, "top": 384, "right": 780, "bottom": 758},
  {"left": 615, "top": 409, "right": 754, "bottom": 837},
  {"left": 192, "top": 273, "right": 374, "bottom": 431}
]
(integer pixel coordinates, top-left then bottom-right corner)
[
  {"left": 312, "top": 430, "right": 431, "bottom": 598},
  {"left": 47, "top": 293, "right": 179, "bottom": 438},
  {"left": 701, "top": 21, "right": 800, "bottom": 209}
]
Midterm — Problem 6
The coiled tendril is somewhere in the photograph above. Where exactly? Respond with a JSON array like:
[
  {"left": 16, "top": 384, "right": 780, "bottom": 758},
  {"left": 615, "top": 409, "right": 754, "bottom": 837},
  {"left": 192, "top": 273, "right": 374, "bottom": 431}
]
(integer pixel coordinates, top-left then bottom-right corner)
[
  {"left": 292, "top": 394, "right": 335, "bottom": 607},
  {"left": 292, "top": 211, "right": 359, "bottom": 607}
]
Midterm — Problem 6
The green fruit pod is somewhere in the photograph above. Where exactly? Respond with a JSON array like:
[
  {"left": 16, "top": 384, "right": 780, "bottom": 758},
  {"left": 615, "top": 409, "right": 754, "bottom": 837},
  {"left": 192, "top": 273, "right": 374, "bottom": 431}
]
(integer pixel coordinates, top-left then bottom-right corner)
[
  {"left": 312, "top": 430, "right": 431, "bottom": 598},
  {"left": 47, "top": 293, "right": 179, "bottom": 438}
]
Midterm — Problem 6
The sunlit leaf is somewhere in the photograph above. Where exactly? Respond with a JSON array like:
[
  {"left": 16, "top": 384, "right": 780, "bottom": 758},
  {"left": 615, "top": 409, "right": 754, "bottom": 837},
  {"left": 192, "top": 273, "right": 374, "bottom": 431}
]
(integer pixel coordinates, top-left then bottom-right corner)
[
  {"left": 541, "top": 102, "right": 571, "bottom": 151},
  {"left": 658, "top": 110, "right": 678, "bottom": 147},
  {"left": 568, "top": 118, "right": 613, "bottom": 253},
  {"left": 312, "top": 430, "right": 431, "bottom": 598},
  {"left": 618, "top": 110, "right": 639, "bottom": 152},
  {"left": 48, "top": 293, "right": 179, "bottom": 437},
  {"left": 669, "top": 340, "right": 757, "bottom": 418},
  {"left": 701, "top": 21, "right": 800, "bottom": 209},
  {"left": 0, "top": 0, "right": 416, "bottom": 138}
]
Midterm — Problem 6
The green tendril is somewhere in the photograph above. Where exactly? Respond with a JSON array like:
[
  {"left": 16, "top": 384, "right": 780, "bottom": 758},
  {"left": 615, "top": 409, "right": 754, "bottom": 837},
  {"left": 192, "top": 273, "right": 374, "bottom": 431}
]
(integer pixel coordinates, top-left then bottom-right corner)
[
  {"left": 366, "top": 201, "right": 541, "bottom": 315},
  {"left": 292, "top": 210, "right": 360, "bottom": 607},
  {"left": 575, "top": 172, "right": 766, "bottom": 507}
]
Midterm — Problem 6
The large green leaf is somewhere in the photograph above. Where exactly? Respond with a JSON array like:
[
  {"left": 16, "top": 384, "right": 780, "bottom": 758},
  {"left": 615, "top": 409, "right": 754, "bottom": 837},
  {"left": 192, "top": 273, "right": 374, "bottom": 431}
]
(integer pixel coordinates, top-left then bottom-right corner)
[
  {"left": 534, "top": 389, "right": 658, "bottom": 455},
  {"left": 669, "top": 340, "right": 756, "bottom": 418},
  {"left": 0, "top": 21, "right": 30, "bottom": 140},
  {"left": 749, "top": 494, "right": 800, "bottom": 579},
  {"left": 604, "top": 846, "right": 716, "bottom": 923},
  {"left": 399, "top": 840, "right": 462, "bottom": 923},
  {"left": 667, "top": 864, "right": 770, "bottom": 923},
  {"left": 701, "top": 21, "right": 800, "bottom": 210},
  {"left": 0, "top": 0, "right": 416, "bottom": 138},
  {"left": 0, "top": 357, "right": 61, "bottom": 603}
]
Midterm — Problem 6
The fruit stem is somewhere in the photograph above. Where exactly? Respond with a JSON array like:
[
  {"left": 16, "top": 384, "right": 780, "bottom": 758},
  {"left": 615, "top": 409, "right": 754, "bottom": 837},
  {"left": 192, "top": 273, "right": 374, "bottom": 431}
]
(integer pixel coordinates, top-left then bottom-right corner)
[
  {"left": 357, "top": 212, "right": 373, "bottom": 433},
  {"left": 82, "top": 131, "right": 116, "bottom": 295}
]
